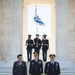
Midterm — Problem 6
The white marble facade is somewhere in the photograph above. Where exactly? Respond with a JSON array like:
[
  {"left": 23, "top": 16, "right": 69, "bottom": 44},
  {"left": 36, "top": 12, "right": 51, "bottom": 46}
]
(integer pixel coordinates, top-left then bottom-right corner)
[
  {"left": 0, "top": 0, "right": 75, "bottom": 69},
  {"left": 56, "top": 0, "right": 75, "bottom": 69},
  {"left": 0, "top": 0, "right": 11, "bottom": 61},
  {"left": 0, "top": 0, "right": 23, "bottom": 67}
]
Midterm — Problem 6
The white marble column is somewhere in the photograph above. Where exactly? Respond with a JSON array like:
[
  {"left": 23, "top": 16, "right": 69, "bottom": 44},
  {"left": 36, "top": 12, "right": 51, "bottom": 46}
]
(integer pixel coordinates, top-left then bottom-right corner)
[
  {"left": 0, "top": 0, "right": 11, "bottom": 62},
  {"left": 50, "top": 6, "right": 56, "bottom": 54},
  {"left": 56, "top": 0, "right": 68, "bottom": 56},
  {"left": 0, "top": 0, "right": 23, "bottom": 67},
  {"left": 23, "top": 4, "right": 28, "bottom": 61},
  {"left": 10, "top": 0, "right": 23, "bottom": 61}
]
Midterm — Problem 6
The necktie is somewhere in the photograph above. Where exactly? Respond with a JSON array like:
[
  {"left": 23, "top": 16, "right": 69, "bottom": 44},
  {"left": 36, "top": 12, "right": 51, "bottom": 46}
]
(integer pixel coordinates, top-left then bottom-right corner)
[
  {"left": 51, "top": 61, "right": 54, "bottom": 65},
  {"left": 35, "top": 59, "right": 38, "bottom": 62},
  {"left": 18, "top": 61, "right": 22, "bottom": 65}
]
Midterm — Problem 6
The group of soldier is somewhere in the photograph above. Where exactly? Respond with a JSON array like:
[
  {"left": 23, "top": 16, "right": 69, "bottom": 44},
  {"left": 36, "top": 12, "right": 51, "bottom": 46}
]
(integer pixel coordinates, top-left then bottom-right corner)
[
  {"left": 13, "top": 53, "right": 60, "bottom": 75},
  {"left": 13, "top": 34, "right": 61, "bottom": 75},
  {"left": 25, "top": 34, "right": 49, "bottom": 62}
]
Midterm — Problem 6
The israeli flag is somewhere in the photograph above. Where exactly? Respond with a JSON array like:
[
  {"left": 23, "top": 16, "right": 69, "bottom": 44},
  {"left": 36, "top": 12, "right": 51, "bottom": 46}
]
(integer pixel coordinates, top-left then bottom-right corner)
[{"left": 34, "top": 15, "right": 45, "bottom": 26}]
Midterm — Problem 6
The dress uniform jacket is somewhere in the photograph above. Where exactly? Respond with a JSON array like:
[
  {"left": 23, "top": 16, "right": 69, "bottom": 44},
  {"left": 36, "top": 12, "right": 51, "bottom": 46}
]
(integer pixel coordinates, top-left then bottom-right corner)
[
  {"left": 26, "top": 39, "right": 34, "bottom": 50},
  {"left": 45, "top": 61, "right": 60, "bottom": 75},
  {"left": 29, "top": 59, "right": 43, "bottom": 75},
  {"left": 13, "top": 61, "right": 27, "bottom": 75},
  {"left": 34, "top": 38, "right": 42, "bottom": 49},
  {"left": 42, "top": 39, "right": 49, "bottom": 50}
]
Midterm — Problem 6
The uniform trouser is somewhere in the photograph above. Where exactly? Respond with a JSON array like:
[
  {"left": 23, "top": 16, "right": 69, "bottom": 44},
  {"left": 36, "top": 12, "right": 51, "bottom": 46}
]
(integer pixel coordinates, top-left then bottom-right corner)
[
  {"left": 35, "top": 49, "right": 40, "bottom": 58},
  {"left": 27, "top": 50, "right": 32, "bottom": 61},
  {"left": 42, "top": 50, "right": 47, "bottom": 61}
]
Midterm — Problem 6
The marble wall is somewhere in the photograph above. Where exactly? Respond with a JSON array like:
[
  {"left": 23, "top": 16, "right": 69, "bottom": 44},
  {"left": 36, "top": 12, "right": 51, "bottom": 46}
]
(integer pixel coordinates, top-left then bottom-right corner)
[
  {"left": 56, "top": 0, "right": 68, "bottom": 57},
  {"left": 10, "top": 0, "right": 23, "bottom": 60},
  {"left": 55, "top": 0, "right": 75, "bottom": 69},
  {"left": 0, "top": 0, "right": 23, "bottom": 67},
  {"left": 0, "top": 0, "right": 11, "bottom": 60},
  {"left": 68, "top": 0, "right": 75, "bottom": 62}
]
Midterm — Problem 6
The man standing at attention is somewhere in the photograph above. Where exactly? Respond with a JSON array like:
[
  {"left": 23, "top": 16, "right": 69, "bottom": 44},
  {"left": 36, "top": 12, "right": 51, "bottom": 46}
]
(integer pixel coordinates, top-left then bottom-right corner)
[
  {"left": 29, "top": 52, "right": 43, "bottom": 75},
  {"left": 13, "top": 54, "right": 27, "bottom": 75},
  {"left": 45, "top": 54, "right": 60, "bottom": 75},
  {"left": 34, "top": 34, "right": 41, "bottom": 58},
  {"left": 26, "top": 34, "right": 34, "bottom": 61},
  {"left": 42, "top": 34, "right": 49, "bottom": 62}
]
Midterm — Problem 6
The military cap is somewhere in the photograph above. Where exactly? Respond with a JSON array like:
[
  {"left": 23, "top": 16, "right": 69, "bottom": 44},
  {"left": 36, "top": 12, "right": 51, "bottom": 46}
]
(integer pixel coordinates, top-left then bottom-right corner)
[
  {"left": 43, "top": 34, "right": 47, "bottom": 37},
  {"left": 33, "top": 52, "right": 38, "bottom": 56},
  {"left": 36, "top": 34, "right": 39, "bottom": 36},
  {"left": 49, "top": 54, "right": 56, "bottom": 57},
  {"left": 28, "top": 34, "right": 31, "bottom": 37},
  {"left": 17, "top": 54, "right": 22, "bottom": 57}
]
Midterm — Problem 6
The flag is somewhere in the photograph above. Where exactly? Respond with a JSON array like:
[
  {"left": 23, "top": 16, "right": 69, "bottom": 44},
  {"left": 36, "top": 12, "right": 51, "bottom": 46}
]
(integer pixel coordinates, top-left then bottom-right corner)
[
  {"left": 34, "top": 15, "right": 45, "bottom": 26},
  {"left": 34, "top": 5, "right": 45, "bottom": 26}
]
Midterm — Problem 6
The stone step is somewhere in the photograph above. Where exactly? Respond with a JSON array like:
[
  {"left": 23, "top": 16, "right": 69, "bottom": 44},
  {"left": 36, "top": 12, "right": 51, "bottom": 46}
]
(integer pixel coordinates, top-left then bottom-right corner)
[
  {"left": 0, "top": 73, "right": 75, "bottom": 75},
  {"left": 0, "top": 67, "right": 75, "bottom": 75},
  {"left": 0, "top": 62, "right": 75, "bottom": 75}
]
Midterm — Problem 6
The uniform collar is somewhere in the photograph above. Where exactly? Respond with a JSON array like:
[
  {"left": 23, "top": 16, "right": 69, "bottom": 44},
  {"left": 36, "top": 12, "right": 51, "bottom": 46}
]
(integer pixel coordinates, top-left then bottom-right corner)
[
  {"left": 34, "top": 58, "right": 39, "bottom": 62},
  {"left": 50, "top": 61, "right": 55, "bottom": 64},
  {"left": 18, "top": 61, "right": 22, "bottom": 65},
  {"left": 28, "top": 39, "right": 31, "bottom": 40}
]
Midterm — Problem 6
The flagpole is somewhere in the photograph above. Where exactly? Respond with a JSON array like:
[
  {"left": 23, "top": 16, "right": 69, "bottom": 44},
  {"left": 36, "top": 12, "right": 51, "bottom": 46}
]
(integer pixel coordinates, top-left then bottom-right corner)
[
  {"left": 36, "top": 5, "right": 38, "bottom": 34},
  {"left": 36, "top": 20, "right": 38, "bottom": 34},
  {"left": 35, "top": 5, "right": 38, "bottom": 34}
]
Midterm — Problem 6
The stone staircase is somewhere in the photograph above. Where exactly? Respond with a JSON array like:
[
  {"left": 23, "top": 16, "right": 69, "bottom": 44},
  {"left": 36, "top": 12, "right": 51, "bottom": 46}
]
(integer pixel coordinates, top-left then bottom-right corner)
[
  {"left": 61, "top": 68, "right": 75, "bottom": 75},
  {"left": 0, "top": 68, "right": 75, "bottom": 75},
  {"left": 0, "top": 62, "right": 75, "bottom": 75}
]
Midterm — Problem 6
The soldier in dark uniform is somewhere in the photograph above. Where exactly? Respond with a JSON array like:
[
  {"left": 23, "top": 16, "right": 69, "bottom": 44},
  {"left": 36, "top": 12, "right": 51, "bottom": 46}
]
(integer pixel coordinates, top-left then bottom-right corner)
[
  {"left": 29, "top": 52, "right": 43, "bottom": 75},
  {"left": 13, "top": 54, "right": 27, "bottom": 75},
  {"left": 34, "top": 34, "right": 41, "bottom": 58},
  {"left": 45, "top": 54, "right": 60, "bottom": 75},
  {"left": 26, "top": 35, "right": 34, "bottom": 61},
  {"left": 42, "top": 34, "right": 49, "bottom": 61}
]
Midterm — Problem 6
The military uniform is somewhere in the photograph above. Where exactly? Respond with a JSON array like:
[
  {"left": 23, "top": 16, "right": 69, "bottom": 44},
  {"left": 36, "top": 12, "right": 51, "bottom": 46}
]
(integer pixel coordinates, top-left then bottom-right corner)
[
  {"left": 42, "top": 35, "right": 49, "bottom": 61},
  {"left": 45, "top": 61, "right": 60, "bottom": 75},
  {"left": 29, "top": 59, "right": 43, "bottom": 75},
  {"left": 13, "top": 61, "right": 27, "bottom": 75},
  {"left": 34, "top": 36, "right": 41, "bottom": 57},
  {"left": 42, "top": 39, "right": 49, "bottom": 50},
  {"left": 26, "top": 35, "right": 34, "bottom": 61},
  {"left": 45, "top": 54, "right": 60, "bottom": 75}
]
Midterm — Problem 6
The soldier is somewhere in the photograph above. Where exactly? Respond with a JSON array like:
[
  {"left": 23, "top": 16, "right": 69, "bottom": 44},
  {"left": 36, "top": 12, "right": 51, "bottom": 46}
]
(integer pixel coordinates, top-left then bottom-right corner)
[
  {"left": 34, "top": 34, "right": 41, "bottom": 58},
  {"left": 13, "top": 54, "right": 27, "bottom": 75},
  {"left": 29, "top": 52, "right": 43, "bottom": 75},
  {"left": 26, "top": 34, "right": 34, "bottom": 61},
  {"left": 45, "top": 54, "right": 60, "bottom": 75},
  {"left": 42, "top": 34, "right": 49, "bottom": 61}
]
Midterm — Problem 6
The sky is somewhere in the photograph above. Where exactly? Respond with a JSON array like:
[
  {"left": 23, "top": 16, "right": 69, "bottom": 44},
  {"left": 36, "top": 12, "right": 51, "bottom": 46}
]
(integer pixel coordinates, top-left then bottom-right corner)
[{"left": 28, "top": 5, "right": 51, "bottom": 38}]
